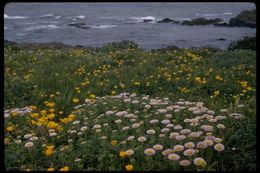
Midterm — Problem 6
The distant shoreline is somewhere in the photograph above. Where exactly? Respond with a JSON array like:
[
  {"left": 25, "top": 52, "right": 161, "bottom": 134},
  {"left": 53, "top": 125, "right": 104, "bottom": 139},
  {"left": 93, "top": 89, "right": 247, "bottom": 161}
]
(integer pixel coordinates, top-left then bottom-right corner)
[
  {"left": 5, "top": 37, "right": 256, "bottom": 52},
  {"left": 4, "top": 39, "right": 225, "bottom": 52}
]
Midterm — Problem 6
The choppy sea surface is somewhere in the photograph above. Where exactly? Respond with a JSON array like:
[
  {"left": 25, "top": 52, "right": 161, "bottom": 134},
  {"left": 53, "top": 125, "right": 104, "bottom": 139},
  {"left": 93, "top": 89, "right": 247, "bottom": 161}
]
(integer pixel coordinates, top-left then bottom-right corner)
[{"left": 4, "top": 3, "right": 256, "bottom": 49}]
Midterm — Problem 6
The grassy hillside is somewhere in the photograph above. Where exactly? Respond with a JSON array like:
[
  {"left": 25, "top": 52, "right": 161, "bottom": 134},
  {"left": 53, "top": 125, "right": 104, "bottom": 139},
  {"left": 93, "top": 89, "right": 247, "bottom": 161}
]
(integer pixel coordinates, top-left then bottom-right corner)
[{"left": 4, "top": 42, "right": 256, "bottom": 171}]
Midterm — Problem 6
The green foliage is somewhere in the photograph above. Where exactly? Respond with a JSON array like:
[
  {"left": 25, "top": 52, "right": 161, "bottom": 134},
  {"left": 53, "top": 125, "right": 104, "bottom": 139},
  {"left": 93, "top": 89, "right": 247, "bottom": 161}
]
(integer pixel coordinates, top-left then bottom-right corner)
[{"left": 228, "top": 37, "right": 256, "bottom": 51}]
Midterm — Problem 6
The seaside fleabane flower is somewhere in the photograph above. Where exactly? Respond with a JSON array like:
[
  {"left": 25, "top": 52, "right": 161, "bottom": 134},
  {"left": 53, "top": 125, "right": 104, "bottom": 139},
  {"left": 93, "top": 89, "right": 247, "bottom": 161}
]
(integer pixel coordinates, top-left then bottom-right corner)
[
  {"left": 184, "top": 142, "right": 195, "bottom": 148},
  {"left": 194, "top": 157, "right": 207, "bottom": 167},
  {"left": 137, "top": 136, "right": 147, "bottom": 142},
  {"left": 214, "top": 143, "right": 225, "bottom": 151},
  {"left": 125, "top": 149, "right": 134, "bottom": 156},
  {"left": 25, "top": 142, "right": 34, "bottom": 148},
  {"left": 183, "top": 149, "right": 195, "bottom": 156},
  {"left": 168, "top": 153, "right": 180, "bottom": 161},
  {"left": 173, "top": 145, "right": 184, "bottom": 152},
  {"left": 179, "top": 160, "right": 191, "bottom": 167},
  {"left": 153, "top": 144, "right": 163, "bottom": 151},
  {"left": 144, "top": 148, "right": 156, "bottom": 156},
  {"left": 204, "top": 139, "right": 214, "bottom": 146}
]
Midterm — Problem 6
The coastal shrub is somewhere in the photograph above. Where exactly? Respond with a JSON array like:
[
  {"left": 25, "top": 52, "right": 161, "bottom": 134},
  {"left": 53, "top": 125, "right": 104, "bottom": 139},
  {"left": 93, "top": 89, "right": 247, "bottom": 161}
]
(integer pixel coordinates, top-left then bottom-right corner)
[
  {"left": 98, "top": 40, "right": 141, "bottom": 52},
  {"left": 228, "top": 37, "right": 256, "bottom": 51}
]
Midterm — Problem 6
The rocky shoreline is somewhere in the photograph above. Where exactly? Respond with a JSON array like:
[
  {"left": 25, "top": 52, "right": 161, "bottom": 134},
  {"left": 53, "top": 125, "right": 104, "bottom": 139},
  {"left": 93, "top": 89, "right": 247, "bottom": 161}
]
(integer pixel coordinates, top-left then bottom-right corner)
[
  {"left": 156, "top": 9, "right": 255, "bottom": 28},
  {"left": 63, "top": 9, "right": 255, "bottom": 30}
]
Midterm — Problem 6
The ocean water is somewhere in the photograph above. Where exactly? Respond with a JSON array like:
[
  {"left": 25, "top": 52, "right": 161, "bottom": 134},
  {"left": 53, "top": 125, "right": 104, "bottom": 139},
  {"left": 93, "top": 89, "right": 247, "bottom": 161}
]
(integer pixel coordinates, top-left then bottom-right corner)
[{"left": 4, "top": 3, "right": 256, "bottom": 49}]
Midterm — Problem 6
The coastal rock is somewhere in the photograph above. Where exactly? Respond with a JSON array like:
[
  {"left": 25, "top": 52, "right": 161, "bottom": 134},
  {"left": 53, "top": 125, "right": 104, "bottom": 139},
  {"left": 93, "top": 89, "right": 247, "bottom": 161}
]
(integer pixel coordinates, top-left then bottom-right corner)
[
  {"left": 181, "top": 17, "right": 223, "bottom": 25},
  {"left": 157, "top": 18, "right": 173, "bottom": 23},
  {"left": 213, "top": 22, "right": 229, "bottom": 27},
  {"left": 216, "top": 38, "right": 226, "bottom": 41},
  {"left": 143, "top": 19, "right": 153, "bottom": 22},
  {"left": 68, "top": 22, "right": 90, "bottom": 29},
  {"left": 229, "top": 10, "right": 256, "bottom": 28}
]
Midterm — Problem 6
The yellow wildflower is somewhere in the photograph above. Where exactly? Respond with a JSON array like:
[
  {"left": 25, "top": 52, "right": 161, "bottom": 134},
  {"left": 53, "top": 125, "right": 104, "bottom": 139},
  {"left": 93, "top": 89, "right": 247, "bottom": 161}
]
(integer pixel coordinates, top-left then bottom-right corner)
[
  {"left": 11, "top": 112, "right": 17, "bottom": 117},
  {"left": 40, "top": 110, "right": 47, "bottom": 116},
  {"left": 240, "top": 81, "right": 248, "bottom": 88},
  {"left": 31, "top": 113, "right": 39, "bottom": 118},
  {"left": 60, "top": 118, "right": 69, "bottom": 124},
  {"left": 4, "top": 137, "right": 10, "bottom": 145},
  {"left": 31, "top": 120, "right": 37, "bottom": 125},
  {"left": 47, "top": 102, "right": 55, "bottom": 107},
  {"left": 72, "top": 98, "right": 79, "bottom": 103},
  {"left": 47, "top": 168, "right": 54, "bottom": 171},
  {"left": 215, "top": 75, "right": 223, "bottom": 81},
  {"left": 134, "top": 81, "right": 140, "bottom": 86},
  {"left": 30, "top": 105, "right": 37, "bottom": 110},
  {"left": 47, "top": 121, "right": 59, "bottom": 129},
  {"left": 6, "top": 126, "right": 14, "bottom": 132},
  {"left": 47, "top": 113, "right": 55, "bottom": 120},
  {"left": 45, "top": 146, "right": 54, "bottom": 156},
  {"left": 125, "top": 164, "right": 134, "bottom": 171},
  {"left": 60, "top": 166, "right": 69, "bottom": 171},
  {"left": 57, "top": 125, "right": 64, "bottom": 131},
  {"left": 119, "top": 151, "right": 126, "bottom": 158},
  {"left": 89, "top": 94, "right": 96, "bottom": 99},
  {"left": 213, "top": 90, "right": 220, "bottom": 97},
  {"left": 111, "top": 140, "right": 117, "bottom": 146},
  {"left": 68, "top": 114, "right": 76, "bottom": 121}
]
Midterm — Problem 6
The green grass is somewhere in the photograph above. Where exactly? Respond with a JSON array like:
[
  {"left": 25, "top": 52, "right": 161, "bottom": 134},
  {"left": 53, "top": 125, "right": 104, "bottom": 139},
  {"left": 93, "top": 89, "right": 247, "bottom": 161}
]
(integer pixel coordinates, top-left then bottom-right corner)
[{"left": 4, "top": 42, "right": 256, "bottom": 171}]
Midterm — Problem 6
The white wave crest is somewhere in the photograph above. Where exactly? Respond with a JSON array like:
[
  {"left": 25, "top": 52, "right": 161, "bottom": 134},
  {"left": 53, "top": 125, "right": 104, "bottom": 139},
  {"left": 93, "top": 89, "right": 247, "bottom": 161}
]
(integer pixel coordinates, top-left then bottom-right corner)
[
  {"left": 76, "top": 15, "right": 86, "bottom": 19},
  {"left": 4, "top": 14, "right": 28, "bottom": 19},
  {"left": 40, "top": 14, "right": 55, "bottom": 17},
  {"left": 131, "top": 16, "right": 157, "bottom": 22},
  {"left": 25, "top": 24, "right": 59, "bottom": 31},
  {"left": 195, "top": 12, "right": 233, "bottom": 17},
  {"left": 91, "top": 24, "right": 117, "bottom": 29}
]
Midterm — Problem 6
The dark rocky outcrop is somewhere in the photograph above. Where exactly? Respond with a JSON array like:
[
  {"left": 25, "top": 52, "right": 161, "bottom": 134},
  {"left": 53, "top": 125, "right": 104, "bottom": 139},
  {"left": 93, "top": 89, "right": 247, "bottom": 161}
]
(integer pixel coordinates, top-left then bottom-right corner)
[
  {"left": 181, "top": 17, "right": 223, "bottom": 25},
  {"left": 157, "top": 18, "right": 174, "bottom": 23},
  {"left": 213, "top": 22, "right": 229, "bottom": 27},
  {"left": 229, "top": 10, "right": 256, "bottom": 28},
  {"left": 216, "top": 38, "right": 226, "bottom": 41},
  {"left": 157, "top": 18, "right": 180, "bottom": 24},
  {"left": 68, "top": 22, "right": 90, "bottom": 29},
  {"left": 143, "top": 19, "right": 153, "bottom": 22}
]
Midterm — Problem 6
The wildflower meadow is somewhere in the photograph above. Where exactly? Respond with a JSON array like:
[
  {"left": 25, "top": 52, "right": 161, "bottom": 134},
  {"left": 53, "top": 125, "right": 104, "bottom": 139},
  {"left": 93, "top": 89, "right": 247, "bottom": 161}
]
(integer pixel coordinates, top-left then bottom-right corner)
[{"left": 4, "top": 41, "right": 256, "bottom": 171}]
